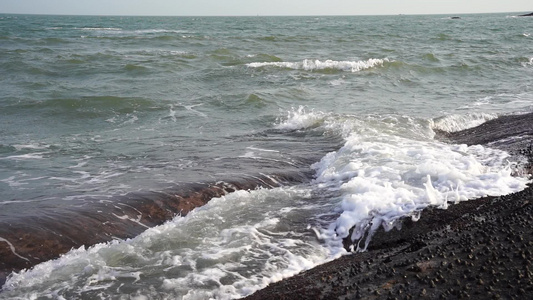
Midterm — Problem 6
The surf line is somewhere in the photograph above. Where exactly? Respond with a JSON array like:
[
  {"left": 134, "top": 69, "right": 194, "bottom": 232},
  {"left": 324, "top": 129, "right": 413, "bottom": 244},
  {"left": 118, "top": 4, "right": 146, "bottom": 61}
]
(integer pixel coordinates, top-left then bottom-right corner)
[
  {"left": 0, "top": 171, "right": 311, "bottom": 285},
  {"left": 341, "top": 112, "right": 533, "bottom": 252}
]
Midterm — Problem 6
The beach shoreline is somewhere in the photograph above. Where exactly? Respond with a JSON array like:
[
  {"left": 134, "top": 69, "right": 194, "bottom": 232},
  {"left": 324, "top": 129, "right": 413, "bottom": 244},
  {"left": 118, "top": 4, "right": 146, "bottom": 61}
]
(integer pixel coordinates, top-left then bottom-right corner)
[
  {"left": 1, "top": 13, "right": 532, "bottom": 298},
  {"left": 244, "top": 113, "right": 533, "bottom": 299},
  {"left": 1, "top": 113, "right": 531, "bottom": 294},
  {"left": 245, "top": 182, "right": 533, "bottom": 299}
]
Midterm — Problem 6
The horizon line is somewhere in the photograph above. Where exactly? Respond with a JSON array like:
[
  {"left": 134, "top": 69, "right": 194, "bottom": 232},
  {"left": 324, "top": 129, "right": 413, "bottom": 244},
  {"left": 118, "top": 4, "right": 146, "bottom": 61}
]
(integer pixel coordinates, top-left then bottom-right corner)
[{"left": 0, "top": 10, "right": 531, "bottom": 18}]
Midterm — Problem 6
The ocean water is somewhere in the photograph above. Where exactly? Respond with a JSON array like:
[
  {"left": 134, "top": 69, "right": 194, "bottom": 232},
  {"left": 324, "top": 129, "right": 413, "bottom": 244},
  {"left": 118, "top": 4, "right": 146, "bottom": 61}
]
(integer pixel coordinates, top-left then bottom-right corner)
[{"left": 0, "top": 13, "right": 532, "bottom": 299}]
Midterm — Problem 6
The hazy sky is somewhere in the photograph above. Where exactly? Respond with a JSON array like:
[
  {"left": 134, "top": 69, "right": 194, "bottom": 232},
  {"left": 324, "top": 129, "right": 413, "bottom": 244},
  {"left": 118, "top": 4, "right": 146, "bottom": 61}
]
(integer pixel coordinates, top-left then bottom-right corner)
[{"left": 1, "top": 0, "right": 531, "bottom": 16}]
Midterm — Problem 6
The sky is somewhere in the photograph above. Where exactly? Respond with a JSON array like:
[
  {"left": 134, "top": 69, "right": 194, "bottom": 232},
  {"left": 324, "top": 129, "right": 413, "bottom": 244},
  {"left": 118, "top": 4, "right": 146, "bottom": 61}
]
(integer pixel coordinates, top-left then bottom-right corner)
[{"left": 0, "top": 0, "right": 531, "bottom": 16}]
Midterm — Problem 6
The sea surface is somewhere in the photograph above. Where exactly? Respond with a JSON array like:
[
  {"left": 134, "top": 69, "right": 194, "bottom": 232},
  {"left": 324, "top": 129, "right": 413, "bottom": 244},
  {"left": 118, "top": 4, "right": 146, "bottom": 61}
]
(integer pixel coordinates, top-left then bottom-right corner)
[{"left": 0, "top": 13, "right": 532, "bottom": 299}]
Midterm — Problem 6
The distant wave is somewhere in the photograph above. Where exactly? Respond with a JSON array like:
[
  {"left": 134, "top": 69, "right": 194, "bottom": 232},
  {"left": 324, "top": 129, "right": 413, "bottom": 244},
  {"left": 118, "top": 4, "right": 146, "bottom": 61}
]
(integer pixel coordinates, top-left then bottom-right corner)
[
  {"left": 132, "top": 29, "right": 187, "bottom": 34},
  {"left": 247, "top": 58, "right": 388, "bottom": 72},
  {"left": 78, "top": 28, "right": 188, "bottom": 35},
  {"left": 79, "top": 27, "right": 122, "bottom": 31}
]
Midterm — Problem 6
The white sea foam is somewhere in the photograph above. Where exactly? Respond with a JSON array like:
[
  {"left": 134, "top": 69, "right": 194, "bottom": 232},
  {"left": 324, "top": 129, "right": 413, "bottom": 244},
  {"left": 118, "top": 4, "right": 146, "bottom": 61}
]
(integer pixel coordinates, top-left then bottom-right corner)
[
  {"left": 304, "top": 111, "right": 529, "bottom": 253},
  {"left": 0, "top": 176, "right": 28, "bottom": 188},
  {"left": 79, "top": 27, "right": 122, "bottom": 31},
  {"left": 184, "top": 105, "right": 207, "bottom": 118},
  {"left": 247, "top": 58, "right": 388, "bottom": 72},
  {"left": 121, "top": 114, "right": 139, "bottom": 125},
  {"left": 68, "top": 161, "right": 88, "bottom": 169},
  {"left": 3, "top": 108, "right": 530, "bottom": 299},
  {"left": 0, "top": 174, "right": 48, "bottom": 190},
  {"left": 431, "top": 112, "right": 499, "bottom": 132},
  {"left": 133, "top": 29, "right": 186, "bottom": 34},
  {"left": 1, "top": 153, "right": 46, "bottom": 160},
  {"left": 274, "top": 108, "right": 530, "bottom": 254},
  {"left": 457, "top": 96, "right": 492, "bottom": 109},
  {"left": 2, "top": 187, "right": 330, "bottom": 299},
  {"left": 12, "top": 143, "right": 50, "bottom": 151},
  {"left": 246, "top": 146, "right": 280, "bottom": 153},
  {"left": 274, "top": 106, "right": 327, "bottom": 131},
  {"left": 329, "top": 78, "right": 345, "bottom": 86}
]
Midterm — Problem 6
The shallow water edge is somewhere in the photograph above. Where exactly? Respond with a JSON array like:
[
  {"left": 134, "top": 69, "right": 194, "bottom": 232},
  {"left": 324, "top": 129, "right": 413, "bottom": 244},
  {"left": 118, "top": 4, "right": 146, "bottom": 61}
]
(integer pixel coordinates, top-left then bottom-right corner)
[
  {"left": 0, "top": 171, "right": 311, "bottom": 287},
  {"left": 244, "top": 113, "right": 533, "bottom": 300}
]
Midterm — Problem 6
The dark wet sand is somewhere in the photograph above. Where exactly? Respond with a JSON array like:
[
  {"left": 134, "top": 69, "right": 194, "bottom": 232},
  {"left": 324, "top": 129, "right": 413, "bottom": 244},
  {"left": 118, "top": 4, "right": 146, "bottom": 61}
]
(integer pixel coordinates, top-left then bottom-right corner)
[{"left": 245, "top": 113, "right": 533, "bottom": 300}]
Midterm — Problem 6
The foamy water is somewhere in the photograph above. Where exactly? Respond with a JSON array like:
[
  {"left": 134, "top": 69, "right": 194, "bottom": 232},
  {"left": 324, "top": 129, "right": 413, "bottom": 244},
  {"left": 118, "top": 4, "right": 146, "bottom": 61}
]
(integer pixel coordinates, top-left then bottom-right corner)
[
  {"left": 1, "top": 13, "right": 532, "bottom": 299},
  {"left": 247, "top": 58, "right": 388, "bottom": 72},
  {"left": 2, "top": 108, "right": 530, "bottom": 299}
]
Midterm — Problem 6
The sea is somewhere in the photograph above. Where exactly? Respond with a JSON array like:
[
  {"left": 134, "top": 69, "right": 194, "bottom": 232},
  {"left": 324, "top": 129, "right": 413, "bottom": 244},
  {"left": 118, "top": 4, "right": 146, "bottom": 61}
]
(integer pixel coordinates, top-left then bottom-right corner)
[{"left": 0, "top": 13, "right": 532, "bottom": 299}]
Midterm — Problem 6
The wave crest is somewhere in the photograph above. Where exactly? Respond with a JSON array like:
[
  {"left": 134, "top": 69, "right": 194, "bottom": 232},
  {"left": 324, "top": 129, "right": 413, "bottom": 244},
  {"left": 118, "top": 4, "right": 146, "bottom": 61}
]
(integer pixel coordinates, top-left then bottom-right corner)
[
  {"left": 274, "top": 106, "right": 327, "bottom": 131},
  {"left": 431, "top": 113, "right": 499, "bottom": 133},
  {"left": 313, "top": 129, "right": 528, "bottom": 253},
  {"left": 247, "top": 58, "right": 388, "bottom": 72}
]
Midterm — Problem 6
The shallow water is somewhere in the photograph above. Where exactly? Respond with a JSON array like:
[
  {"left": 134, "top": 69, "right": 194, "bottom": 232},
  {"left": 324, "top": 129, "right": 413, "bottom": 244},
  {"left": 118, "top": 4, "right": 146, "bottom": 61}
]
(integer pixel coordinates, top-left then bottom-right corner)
[{"left": 0, "top": 13, "right": 532, "bottom": 299}]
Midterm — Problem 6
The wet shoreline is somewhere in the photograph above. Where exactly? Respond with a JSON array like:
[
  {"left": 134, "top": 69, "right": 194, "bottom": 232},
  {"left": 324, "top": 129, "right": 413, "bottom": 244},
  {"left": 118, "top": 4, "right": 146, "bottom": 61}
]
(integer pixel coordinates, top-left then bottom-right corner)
[
  {"left": 245, "top": 183, "right": 533, "bottom": 299},
  {"left": 1, "top": 112, "right": 531, "bottom": 294},
  {"left": 245, "top": 112, "right": 533, "bottom": 299}
]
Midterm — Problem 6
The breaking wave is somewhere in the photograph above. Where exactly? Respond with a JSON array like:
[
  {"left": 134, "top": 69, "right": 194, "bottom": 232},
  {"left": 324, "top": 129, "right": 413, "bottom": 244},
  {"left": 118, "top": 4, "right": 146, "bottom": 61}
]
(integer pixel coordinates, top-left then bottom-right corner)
[
  {"left": 247, "top": 58, "right": 388, "bottom": 72},
  {"left": 431, "top": 113, "right": 499, "bottom": 133},
  {"left": 277, "top": 107, "right": 529, "bottom": 254}
]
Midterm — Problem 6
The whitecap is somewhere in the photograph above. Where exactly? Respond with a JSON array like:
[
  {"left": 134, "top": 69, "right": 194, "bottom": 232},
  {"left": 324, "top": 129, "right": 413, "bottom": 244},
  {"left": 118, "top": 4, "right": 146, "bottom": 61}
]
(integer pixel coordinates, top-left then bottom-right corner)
[
  {"left": 247, "top": 58, "right": 388, "bottom": 72},
  {"left": 431, "top": 112, "right": 499, "bottom": 132},
  {"left": 1, "top": 153, "right": 46, "bottom": 160},
  {"left": 274, "top": 106, "right": 327, "bottom": 131},
  {"left": 79, "top": 27, "right": 122, "bottom": 31}
]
